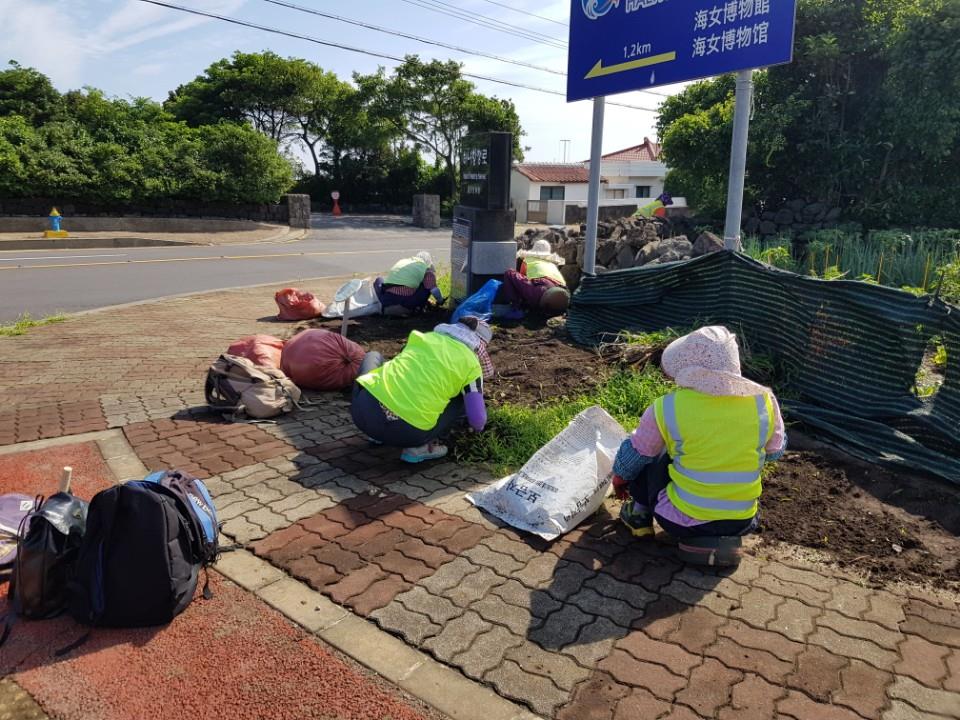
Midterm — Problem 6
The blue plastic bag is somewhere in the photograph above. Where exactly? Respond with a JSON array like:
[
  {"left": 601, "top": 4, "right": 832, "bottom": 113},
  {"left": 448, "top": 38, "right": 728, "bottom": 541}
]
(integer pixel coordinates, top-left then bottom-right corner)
[{"left": 451, "top": 279, "right": 502, "bottom": 324}]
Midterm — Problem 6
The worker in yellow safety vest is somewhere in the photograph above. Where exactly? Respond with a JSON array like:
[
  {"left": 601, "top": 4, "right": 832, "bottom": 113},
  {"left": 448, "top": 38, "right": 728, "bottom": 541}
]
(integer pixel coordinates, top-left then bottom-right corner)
[
  {"left": 610, "top": 326, "right": 787, "bottom": 543},
  {"left": 373, "top": 250, "right": 444, "bottom": 317},
  {"left": 351, "top": 316, "right": 494, "bottom": 463},
  {"left": 634, "top": 192, "right": 674, "bottom": 219},
  {"left": 502, "top": 239, "right": 571, "bottom": 321}
]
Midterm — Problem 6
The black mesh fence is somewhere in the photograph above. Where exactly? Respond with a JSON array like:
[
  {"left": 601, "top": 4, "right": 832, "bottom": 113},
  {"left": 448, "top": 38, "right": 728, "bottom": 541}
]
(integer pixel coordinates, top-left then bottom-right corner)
[{"left": 567, "top": 252, "right": 960, "bottom": 483}]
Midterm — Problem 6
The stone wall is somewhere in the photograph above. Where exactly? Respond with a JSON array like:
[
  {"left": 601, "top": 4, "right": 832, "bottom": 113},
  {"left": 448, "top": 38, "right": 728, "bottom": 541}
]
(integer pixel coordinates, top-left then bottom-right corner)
[
  {"left": 563, "top": 203, "right": 639, "bottom": 225},
  {"left": 0, "top": 197, "right": 291, "bottom": 223},
  {"left": 285, "top": 194, "right": 311, "bottom": 229},
  {"left": 744, "top": 199, "right": 844, "bottom": 238},
  {"left": 412, "top": 194, "right": 441, "bottom": 228},
  {"left": 517, "top": 216, "right": 724, "bottom": 290}
]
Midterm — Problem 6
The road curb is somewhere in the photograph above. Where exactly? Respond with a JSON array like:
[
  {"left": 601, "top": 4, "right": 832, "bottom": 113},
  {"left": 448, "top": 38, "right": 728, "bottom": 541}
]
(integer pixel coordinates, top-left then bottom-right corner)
[
  {"left": 0, "top": 227, "right": 309, "bottom": 252},
  {"left": 66, "top": 274, "right": 352, "bottom": 319}
]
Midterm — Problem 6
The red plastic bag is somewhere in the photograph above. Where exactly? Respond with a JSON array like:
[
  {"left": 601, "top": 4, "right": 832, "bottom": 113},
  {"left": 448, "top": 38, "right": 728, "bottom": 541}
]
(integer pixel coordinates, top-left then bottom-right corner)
[
  {"left": 281, "top": 329, "right": 365, "bottom": 391},
  {"left": 227, "top": 334, "right": 285, "bottom": 369},
  {"left": 275, "top": 288, "right": 325, "bottom": 321}
]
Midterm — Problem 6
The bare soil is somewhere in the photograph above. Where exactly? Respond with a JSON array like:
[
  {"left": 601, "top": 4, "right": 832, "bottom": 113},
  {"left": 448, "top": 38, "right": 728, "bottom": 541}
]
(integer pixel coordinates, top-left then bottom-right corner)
[
  {"left": 303, "top": 311, "right": 960, "bottom": 589},
  {"left": 306, "top": 311, "right": 608, "bottom": 406},
  {"left": 760, "top": 450, "right": 960, "bottom": 589}
]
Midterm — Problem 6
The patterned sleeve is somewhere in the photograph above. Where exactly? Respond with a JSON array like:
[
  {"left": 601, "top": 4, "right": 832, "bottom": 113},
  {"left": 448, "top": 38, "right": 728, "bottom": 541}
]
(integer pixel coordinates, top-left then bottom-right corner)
[
  {"left": 422, "top": 269, "right": 437, "bottom": 290},
  {"left": 613, "top": 438, "right": 653, "bottom": 480},
  {"left": 765, "top": 394, "right": 787, "bottom": 458},
  {"left": 630, "top": 405, "right": 666, "bottom": 457},
  {"left": 475, "top": 343, "right": 495, "bottom": 380}
]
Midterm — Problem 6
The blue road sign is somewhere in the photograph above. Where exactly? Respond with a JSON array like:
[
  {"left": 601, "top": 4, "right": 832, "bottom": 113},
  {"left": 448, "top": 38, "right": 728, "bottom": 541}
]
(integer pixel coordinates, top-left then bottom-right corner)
[{"left": 567, "top": 0, "right": 798, "bottom": 101}]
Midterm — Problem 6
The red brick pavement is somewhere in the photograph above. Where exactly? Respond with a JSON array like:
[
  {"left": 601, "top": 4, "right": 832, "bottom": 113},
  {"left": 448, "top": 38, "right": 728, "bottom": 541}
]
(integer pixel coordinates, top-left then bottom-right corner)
[
  {"left": 0, "top": 400, "right": 106, "bottom": 445},
  {"left": 124, "top": 418, "right": 297, "bottom": 477},
  {"left": 0, "top": 574, "right": 435, "bottom": 720},
  {"left": 252, "top": 493, "right": 494, "bottom": 617}
]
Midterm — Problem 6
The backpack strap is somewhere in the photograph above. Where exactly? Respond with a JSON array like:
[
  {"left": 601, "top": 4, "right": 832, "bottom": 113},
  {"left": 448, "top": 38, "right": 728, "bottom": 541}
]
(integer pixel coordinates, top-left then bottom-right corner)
[{"left": 0, "top": 497, "right": 43, "bottom": 648}]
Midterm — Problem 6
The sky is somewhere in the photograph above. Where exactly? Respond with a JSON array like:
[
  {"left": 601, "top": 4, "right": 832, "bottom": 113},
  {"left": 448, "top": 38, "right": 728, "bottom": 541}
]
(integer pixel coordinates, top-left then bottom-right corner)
[{"left": 0, "top": 0, "right": 687, "bottom": 162}]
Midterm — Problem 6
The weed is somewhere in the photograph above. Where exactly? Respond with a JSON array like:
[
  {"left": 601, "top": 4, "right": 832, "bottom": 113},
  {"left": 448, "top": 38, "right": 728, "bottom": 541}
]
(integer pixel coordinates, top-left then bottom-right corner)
[
  {"left": 0, "top": 313, "right": 67, "bottom": 337},
  {"left": 615, "top": 326, "right": 688, "bottom": 348},
  {"left": 936, "top": 261, "right": 960, "bottom": 306},
  {"left": 933, "top": 342, "right": 948, "bottom": 370},
  {"left": 453, "top": 367, "right": 674, "bottom": 474},
  {"left": 434, "top": 262, "right": 452, "bottom": 301},
  {"left": 742, "top": 237, "right": 796, "bottom": 271}
]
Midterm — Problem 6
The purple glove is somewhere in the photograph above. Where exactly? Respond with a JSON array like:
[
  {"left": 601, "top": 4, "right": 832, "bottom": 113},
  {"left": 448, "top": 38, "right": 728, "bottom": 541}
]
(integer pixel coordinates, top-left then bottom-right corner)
[{"left": 464, "top": 390, "right": 486, "bottom": 432}]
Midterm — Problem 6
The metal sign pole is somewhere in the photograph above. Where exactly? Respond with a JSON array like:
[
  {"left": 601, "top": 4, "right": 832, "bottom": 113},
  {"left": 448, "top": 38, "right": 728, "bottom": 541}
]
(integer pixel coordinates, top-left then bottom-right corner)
[
  {"left": 583, "top": 96, "right": 605, "bottom": 276},
  {"left": 722, "top": 69, "right": 754, "bottom": 251}
]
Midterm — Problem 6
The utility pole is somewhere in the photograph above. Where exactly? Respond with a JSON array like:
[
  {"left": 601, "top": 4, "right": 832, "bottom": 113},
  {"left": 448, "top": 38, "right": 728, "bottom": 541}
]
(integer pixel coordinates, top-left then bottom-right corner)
[
  {"left": 722, "top": 70, "right": 754, "bottom": 251},
  {"left": 583, "top": 98, "right": 605, "bottom": 276},
  {"left": 560, "top": 139, "right": 571, "bottom": 163}
]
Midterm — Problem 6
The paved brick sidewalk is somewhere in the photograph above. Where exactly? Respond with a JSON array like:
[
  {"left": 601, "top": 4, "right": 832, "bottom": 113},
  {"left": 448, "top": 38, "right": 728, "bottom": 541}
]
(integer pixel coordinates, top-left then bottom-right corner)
[{"left": 1, "top": 282, "right": 958, "bottom": 720}]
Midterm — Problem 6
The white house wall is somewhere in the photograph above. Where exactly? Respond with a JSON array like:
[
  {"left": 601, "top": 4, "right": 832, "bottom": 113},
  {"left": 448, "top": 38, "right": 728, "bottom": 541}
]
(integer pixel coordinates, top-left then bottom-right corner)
[
  {"left": 589, "top": 159, "right": 668, "bottom": 198},
  {"left": 510, "top": 171, "right": 533, "bottom": 222}
]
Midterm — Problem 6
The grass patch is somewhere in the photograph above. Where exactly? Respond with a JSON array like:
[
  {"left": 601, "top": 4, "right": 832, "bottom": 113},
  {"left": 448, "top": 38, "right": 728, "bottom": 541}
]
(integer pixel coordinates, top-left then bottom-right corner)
[
  {"left": 454, "top": 367, "right": 674, "bottom": 475},
  {"left": 434, "top": 262, "right": 451, "bottom": 301},
  {"left": 0, "top": 313, "right": 67, "bottom": 337}
]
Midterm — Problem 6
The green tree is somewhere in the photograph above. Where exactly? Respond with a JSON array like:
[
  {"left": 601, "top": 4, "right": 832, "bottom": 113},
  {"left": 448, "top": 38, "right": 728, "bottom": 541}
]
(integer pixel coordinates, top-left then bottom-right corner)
[
  {"left": 166, "top": 50, "right": 321, "bottom": 145},
  {"left": 0, "top": 64, "right": 293, "bottom": 205},
  {"left": 656, "top": 0, "right": 960, "bottom": 228},
  {"left": 0, "top": 115, "right": 35, "bottom": 196},
  {"left": 355, "top": 56, "right": 524, "bottom": 199},
  {"left": 0, "top": 60, "right": 62, "bottom": 123},
  {"left": 197, "top": 123, "right": 294, "bottom": 203}
]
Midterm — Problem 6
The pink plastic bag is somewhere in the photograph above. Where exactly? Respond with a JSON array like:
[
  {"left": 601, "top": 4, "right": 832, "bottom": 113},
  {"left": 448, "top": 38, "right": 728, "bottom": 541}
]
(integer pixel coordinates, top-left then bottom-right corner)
[
  {"left": 226, "top": 334, "right": 285, "bottom": 369},
  {"left": 281, "top": 329, "right": 365, "bottom": 391},
  {"left": 275, "top": 288, "right": 325, "bottom": 321}
]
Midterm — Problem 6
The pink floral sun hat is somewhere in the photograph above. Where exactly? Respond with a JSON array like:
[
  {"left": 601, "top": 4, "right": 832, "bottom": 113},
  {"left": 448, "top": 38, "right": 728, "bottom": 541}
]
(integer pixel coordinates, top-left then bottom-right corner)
[{"left": 661, "top": 326, "right": 769, "bottom": 397}]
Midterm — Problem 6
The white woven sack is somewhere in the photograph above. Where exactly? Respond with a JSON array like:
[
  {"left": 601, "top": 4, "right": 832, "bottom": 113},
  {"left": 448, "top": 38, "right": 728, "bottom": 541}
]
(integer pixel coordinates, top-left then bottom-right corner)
[{"left": 467, "top": 406, "right": 626, "bottom": 540}]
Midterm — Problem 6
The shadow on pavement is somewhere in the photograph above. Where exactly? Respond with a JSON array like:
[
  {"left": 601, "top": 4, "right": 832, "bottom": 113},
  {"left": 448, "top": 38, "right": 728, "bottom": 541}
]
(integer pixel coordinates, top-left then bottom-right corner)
[
  {"left": 0, "top": 590, "right": 162, "bottom": 676},
  {"left": 517, "top": 505, "right": 726, "bottom": 651}
]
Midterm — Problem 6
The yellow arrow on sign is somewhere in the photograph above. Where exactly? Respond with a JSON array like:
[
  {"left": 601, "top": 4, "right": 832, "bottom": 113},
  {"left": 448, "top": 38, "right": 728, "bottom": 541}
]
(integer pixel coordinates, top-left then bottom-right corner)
[{"left": 585, "top": 51, "right": 677, "bottom": 79}]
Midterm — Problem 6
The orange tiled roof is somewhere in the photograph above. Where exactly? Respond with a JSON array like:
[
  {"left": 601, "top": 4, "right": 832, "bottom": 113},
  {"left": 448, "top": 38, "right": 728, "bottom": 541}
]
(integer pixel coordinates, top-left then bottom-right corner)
[
  {"left": 600, "top": 137, "right": 662, "bottom": 162},
  {"left": 513, "top": 163, "right": 606, "bottom": 184}
]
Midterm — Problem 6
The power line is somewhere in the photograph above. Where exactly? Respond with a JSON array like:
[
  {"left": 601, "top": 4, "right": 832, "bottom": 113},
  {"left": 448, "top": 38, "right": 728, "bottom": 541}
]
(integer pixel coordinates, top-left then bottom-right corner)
[
  {"left": 408, "top": 0, "right": 567, "bottom": 45},
  {"left": 259, "top": 0, "right": 672, "bottom": 98},
  {"left": 397, "top": 0, "right": 566, "bottom": 49},
  {"left": 134, "top": 0, "right": 659, "bottom": 112},
  {"left": 259, "top": 0, "right": 563, "bottom": 76},
  {"left": 473, "top": 0, "right": 568, "bottom": 28}
]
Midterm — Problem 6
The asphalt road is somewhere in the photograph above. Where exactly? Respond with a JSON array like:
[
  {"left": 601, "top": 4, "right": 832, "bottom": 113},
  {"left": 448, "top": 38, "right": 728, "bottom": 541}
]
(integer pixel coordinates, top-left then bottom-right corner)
[{"left": 0, "top": 215, "right": 451, "bottom": 323}]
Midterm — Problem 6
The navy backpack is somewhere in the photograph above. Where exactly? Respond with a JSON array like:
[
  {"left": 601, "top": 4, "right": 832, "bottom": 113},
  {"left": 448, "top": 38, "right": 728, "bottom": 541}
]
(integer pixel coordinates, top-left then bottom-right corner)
[{"left": 67, "top": 470, "right": 220, "bottom": 629}]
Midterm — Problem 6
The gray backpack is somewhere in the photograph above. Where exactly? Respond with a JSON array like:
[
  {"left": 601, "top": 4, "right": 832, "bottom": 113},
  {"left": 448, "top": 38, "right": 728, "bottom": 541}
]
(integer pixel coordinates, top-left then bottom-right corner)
[{"left": 205, "top": 354, "right": 302, "bottom": 420}]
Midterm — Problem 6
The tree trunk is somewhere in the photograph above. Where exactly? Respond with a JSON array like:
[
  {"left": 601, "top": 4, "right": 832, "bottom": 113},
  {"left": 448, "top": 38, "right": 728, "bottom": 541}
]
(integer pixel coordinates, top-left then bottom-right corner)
[{"left": 446, "top": 156, "right": 457, "bottom": 204}]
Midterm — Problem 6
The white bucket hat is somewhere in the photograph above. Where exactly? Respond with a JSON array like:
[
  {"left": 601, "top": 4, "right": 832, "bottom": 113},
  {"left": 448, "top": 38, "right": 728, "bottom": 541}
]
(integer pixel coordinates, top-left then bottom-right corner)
[
  {"left": 518, "top": 239, "right": 564, "bottom": 265},
  {"left": 434, "top": 316, "right": 492, "bottom": 349},
  {"left": 661, "top": 326, "right": 769, "bottom": 397}
]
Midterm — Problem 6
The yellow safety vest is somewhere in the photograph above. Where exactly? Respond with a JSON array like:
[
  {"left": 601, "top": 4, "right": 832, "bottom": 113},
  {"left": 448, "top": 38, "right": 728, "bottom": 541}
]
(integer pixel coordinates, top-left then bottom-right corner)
[
  {"left": 635, "top": 199, "right": 664, "bottom": 218},
  {"left": 385, "top": 257, "right": 429, "bottom": 288},
  {"left": 653, "top": 389, "right": 774, "bottom": 521},
  {"left": 524, "top": 257, "right": 566, "bottom": 286},
  {"left": 357, "top": 331, "right": 481, "bottom": 431}
]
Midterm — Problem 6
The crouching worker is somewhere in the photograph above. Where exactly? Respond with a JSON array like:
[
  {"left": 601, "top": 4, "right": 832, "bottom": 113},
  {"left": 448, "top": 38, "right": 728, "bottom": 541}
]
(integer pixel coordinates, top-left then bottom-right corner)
[
  {"left": 611, "top": 326, "right": 786, "bottom": 564},
  {"left": 502, "top": 239, "right": 570, "bottom": 321},
  {"left": 374, "top": 250, "right": 444, "bottom": 317},
  {"left": 351, "top": 316, "right": 493, "bottom": 463}
]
